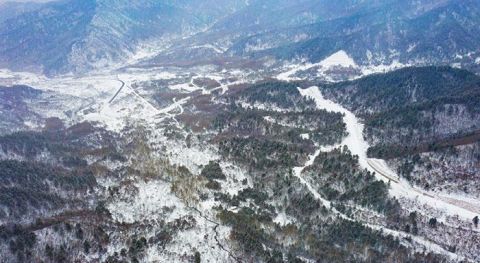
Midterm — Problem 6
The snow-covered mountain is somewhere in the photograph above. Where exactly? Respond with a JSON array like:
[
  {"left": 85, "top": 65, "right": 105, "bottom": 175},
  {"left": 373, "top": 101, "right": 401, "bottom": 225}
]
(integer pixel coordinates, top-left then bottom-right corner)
[
  {"left": 1, "top": 0, "right": 480, "bottom": 75},
  {"left": 178, "top": 0, "right": 480, "bottom": 69},
  {"left": 1, "top": 1, "right": 480, "bottom": 262},
  {"left": 0, "top": 0, "right": 249, "bottom": 75}
]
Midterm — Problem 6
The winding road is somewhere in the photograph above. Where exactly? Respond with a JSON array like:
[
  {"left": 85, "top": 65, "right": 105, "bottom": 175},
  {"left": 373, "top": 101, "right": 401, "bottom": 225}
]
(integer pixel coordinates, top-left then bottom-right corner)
[
  {"left": 291, "top": 143, "right": 464, "bottom": 261},
  {"left": 298, "top": 86, "right": 480, "bottom": 219}
]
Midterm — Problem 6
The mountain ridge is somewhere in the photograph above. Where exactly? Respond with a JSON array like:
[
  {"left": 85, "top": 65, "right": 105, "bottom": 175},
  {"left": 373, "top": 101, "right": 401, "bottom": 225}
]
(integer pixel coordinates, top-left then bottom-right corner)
[{"left": 1, "top": 0, "right": 480, "bottom": 75}]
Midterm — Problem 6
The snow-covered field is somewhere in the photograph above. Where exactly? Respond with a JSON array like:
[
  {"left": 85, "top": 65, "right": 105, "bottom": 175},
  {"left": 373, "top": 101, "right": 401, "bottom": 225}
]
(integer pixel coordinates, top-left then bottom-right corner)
[{"left": 1, "top": 66, "right": 243, "bottom": 132}]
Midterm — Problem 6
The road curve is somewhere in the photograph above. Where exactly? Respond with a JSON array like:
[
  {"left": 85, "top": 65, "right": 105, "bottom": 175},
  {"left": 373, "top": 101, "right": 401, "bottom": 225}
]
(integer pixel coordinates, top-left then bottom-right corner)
[
  {"left": 109, "top": 77, "right": 125, "bottom": 104},
  {"left": 298, "top": 86, "right": 480, "bottom": 219}
]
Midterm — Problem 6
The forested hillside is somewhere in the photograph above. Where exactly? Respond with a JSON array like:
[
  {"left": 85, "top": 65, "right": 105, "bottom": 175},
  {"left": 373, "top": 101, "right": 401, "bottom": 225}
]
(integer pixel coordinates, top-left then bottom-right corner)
[
  {"left": 1, "top": 0, "right": 480, "bottom": 261},
  {"left": 322, "top": 66, "right": 480, "bottom": 195},
  {"left": 2, "top": 0, "right": 480, "bottom": 75},
  {"left": 0, "top": 85, "right": 42, "bottom": 135},
  {"left": 323, "top": 66, "right": 480, "bottom": 145}
]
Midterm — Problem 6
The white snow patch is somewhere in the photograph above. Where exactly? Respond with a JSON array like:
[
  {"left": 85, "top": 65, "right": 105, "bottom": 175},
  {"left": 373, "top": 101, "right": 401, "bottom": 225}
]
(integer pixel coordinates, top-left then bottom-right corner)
[
  {"left": 360, "top": 60, "right": 408, "bottom": 76},
  {"left": 239, "top": 101, "right": 288, "bottom": 112},
  {"left": 451, "top": 63, "right": 461, "bottom": 69},
  {"left": 407, "top": 43, "right": 417, "bottom": 53},
  {"left": 166, "top": 143, "right": 218, "bottom": 175},
  {"left": 366, "top": 50, "right": 373, "bottom": 62},
  {"left": 276, "top": 50, "right": 356, "bottom": 81},
  {"left": 191, "top": 44, "right": 226, "bottom": 53},
  {"left": 276, "top": 52, "right": 410, "bottom": 83},
  {"left": 107, "top": 180, "right": 186, "bottom": 224},
  {"left": 319, "top": 50, "right": 357, "bottom": 68},
  {"left": 169, "top": 82, "right": 201, "bottom": 93},
  {"left": 276, "top": 60, "right": 318, "bottom": 81},
  {"left": 0, "top": 68, "right": 47, "bottom": 86},
  {"left": 220, "top": 163, "right": 251, "bottom": 196},
  {"left": 298, "top": 87, "right": 371, "bottom": 170},
  {"left": 300, "top": 133, "right": 310, "bottom": 140},
  {"left": 0, "top": 69, "right": 15, "bottom": 79},
  {"left": 273, "top": 212, "right": 295, "bottom": 226}
]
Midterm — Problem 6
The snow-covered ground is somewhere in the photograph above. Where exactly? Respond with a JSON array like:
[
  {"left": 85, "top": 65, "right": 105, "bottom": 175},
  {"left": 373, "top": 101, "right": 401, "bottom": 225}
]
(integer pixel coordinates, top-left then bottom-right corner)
[
  {"left": 0, "top": 67, "right": 201, "bottom": 132},
  {"left": 3, "top": 64, "right": 477, "bottom": 223},
  {"left": 319, "top": 50, "right": 357, "bottom": 68},
  {"left": 277, "top": 50, "right": 357, "bottom": 81},
  {"left": 103, "top": 178, "right": 235, "bottom": 262},
  {"left": 2, "top": 56, "right": 478, "bottom": 261},
  {"left": 297, "top": 86, "right": 480, "bottom": 221},
  {"left": 292, "top": 149, "right": 333, "bottom": 210},
  {"left": 277, "top": 50, "right": 409, "bottom": 82},
  {"left": 290, "top": 139, "right": 465, "bottom": 261}
]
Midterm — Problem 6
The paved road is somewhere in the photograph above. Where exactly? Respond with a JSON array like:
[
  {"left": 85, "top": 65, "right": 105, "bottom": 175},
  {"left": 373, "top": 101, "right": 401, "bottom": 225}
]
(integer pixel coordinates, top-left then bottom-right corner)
[{"left": 109, "top": 78, "right": 125, "bottom": 104}]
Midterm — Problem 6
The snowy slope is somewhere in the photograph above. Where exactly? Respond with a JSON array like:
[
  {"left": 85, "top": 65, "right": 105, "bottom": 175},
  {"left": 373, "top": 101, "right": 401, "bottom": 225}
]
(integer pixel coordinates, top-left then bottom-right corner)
[{"left": 298, "top": 86, "right": 480, "bottom": 221}]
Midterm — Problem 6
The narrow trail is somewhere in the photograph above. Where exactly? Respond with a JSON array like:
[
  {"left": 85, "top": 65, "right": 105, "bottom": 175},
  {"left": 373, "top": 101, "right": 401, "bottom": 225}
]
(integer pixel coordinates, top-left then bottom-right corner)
[
  {"left": 156, "top": 97, "right": 189, "bottom": 115},
  {"left": 190, "top": 207, "right": 242, "bottom": 263},
  {"left": 292, "top": 150, "right": 334, "bottom": 211},
  {"left": 190, "top": 77, "right": 208, "bottom": 95},
  {"left": 297, "top": 86, "right": 480, "bottom": 220},
  {"left": 116, "top": 76, "right": 190, "bottom": 124},
  {"left": 291, "top": 146, "right": 465, "bottom": 261},
  {"left": 126, "top": 85, "right": 160, "bottom": 114}
]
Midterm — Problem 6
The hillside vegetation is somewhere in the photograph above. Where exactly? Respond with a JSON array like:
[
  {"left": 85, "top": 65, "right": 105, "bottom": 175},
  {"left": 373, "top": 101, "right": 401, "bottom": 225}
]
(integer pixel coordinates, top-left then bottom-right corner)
[{"left": 322, "top": 66, "right": 480, "bottom": 195}]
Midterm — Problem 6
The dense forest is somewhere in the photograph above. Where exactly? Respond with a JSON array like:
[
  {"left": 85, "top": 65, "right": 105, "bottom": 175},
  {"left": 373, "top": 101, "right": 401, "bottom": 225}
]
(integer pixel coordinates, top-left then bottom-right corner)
[
  {"left": 230, "top": 81, "right": 317, "bottom": 111},
  {"left": 201, "top": 80, "right": 453, "bottom": 262},
  {"left": 1, "top": 69, "right": 478, "bottom": 262},
  {"left": 322, "top": 66, "right": 480, "bottom": 146},
  {"left": 322, "top": 66, "right": 480, "bottom": 195},
  {"left": 0, "top": 120, "right": 121, "bottom": 222},
  {"left": 303, "top": 147, "right": 400, "bottom": 215},
  {"left": 0, "top": 85, "right": 43, "bottom": 135}
]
